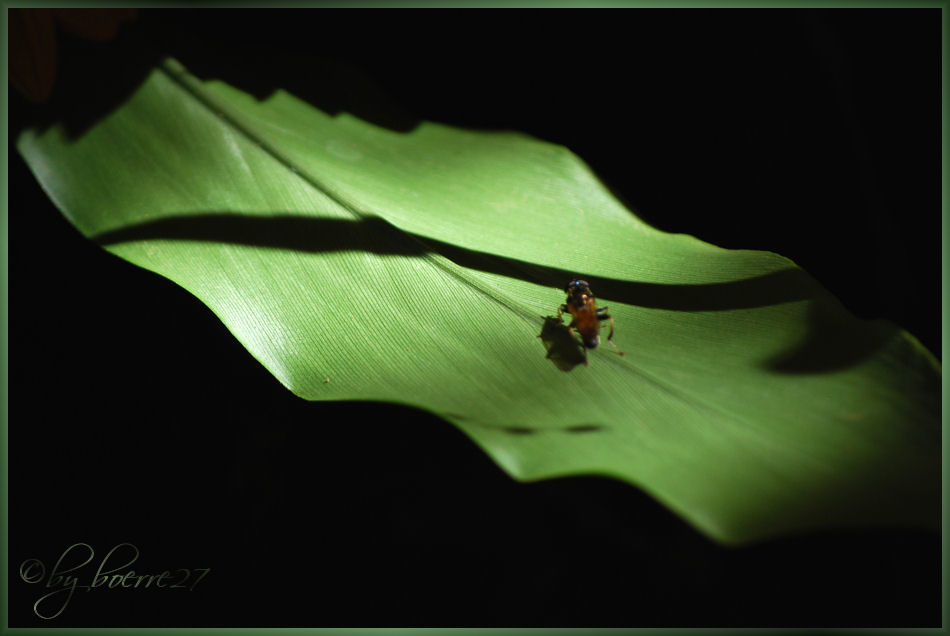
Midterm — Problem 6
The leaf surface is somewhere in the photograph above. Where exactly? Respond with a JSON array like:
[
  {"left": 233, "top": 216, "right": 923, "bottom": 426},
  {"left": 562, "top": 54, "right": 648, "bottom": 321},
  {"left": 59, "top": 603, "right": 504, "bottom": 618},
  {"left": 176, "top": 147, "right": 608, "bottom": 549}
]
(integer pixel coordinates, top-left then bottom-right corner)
[{"left": 17, "top": 58, "right": 940, "bottom": 544}]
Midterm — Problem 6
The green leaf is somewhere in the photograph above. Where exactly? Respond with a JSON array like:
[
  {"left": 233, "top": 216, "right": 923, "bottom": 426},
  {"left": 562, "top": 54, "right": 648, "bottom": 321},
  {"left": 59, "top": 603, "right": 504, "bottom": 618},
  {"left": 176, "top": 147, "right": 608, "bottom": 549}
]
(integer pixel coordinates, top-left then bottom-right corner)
[{"left": 17, "top": 58, "right": 940, "bottom": 545}]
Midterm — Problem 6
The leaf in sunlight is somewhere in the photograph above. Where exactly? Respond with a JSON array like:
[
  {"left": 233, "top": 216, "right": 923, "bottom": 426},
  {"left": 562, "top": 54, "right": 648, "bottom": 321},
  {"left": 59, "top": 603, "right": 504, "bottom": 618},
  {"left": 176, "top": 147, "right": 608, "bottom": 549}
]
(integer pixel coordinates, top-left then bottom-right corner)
[{"left": 17, "top": 58, "right": 940, "bottom": 544}]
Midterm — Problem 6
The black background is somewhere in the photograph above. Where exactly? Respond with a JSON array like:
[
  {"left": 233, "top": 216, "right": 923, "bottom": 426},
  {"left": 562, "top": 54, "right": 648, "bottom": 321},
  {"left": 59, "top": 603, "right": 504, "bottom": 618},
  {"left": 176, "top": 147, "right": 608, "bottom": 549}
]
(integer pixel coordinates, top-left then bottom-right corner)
[{"left": 9, "top": 9, "right": 941, "bottom": 628}]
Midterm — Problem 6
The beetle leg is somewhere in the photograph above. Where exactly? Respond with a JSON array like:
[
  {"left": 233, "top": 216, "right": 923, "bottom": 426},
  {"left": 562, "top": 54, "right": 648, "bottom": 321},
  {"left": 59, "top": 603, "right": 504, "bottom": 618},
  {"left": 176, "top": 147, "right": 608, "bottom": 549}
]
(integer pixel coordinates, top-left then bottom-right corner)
[
  {"left": 566, "top": 322, "right": 584, "bottom": 348},
  {"left": 556, "top": 306, "right": 587, "bottom": 363},
  {"left": 566, "top": 323, "right": 577, "bottom": 341},
  {"left": 597, "top": 310, "right": 625, "bottom": 357},
  {"left": 573, "top": 330, "right": 589, "bottom": 366},
  {"left": 606, "top": 339, "right": 624, "bottom": 357},
  {"left": 596, "top": 307, "right": 614, "bottom": 338}
]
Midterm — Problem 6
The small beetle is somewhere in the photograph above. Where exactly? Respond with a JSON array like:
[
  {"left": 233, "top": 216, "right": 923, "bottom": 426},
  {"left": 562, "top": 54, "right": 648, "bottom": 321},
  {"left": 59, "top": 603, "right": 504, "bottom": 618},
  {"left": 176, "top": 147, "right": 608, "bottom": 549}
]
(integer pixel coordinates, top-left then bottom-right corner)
[{"left": 557, "top": 279, "right": 623, "bottom": 361}]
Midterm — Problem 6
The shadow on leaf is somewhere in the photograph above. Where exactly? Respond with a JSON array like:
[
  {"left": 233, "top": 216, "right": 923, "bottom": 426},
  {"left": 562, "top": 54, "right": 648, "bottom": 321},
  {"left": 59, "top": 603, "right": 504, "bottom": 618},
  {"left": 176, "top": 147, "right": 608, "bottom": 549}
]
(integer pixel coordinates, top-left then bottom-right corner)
[
  {"left": 93, "top": 212, "right": 822, "bottom": 312},
  {"left": 92, "top": 212, "right": 899, "bottom": 375},
  {"left": 763, "top": 300, "right": 902, "bottom": 374}
]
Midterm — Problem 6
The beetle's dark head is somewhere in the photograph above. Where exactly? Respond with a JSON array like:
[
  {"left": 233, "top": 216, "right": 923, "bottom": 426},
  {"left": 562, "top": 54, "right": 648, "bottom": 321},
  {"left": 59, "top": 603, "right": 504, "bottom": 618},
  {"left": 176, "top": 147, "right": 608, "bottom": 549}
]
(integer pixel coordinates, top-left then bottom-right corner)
[{"left": 565, "top": 279, "right": 590, "bottom": 294}]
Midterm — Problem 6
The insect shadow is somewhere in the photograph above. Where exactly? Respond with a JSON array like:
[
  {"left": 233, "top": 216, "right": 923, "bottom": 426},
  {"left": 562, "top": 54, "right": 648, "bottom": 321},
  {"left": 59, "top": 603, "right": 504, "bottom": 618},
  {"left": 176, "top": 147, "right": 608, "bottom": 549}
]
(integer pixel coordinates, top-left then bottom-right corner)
[{"left": 538, "top": 315, "right": 587, "bottom": 372}]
